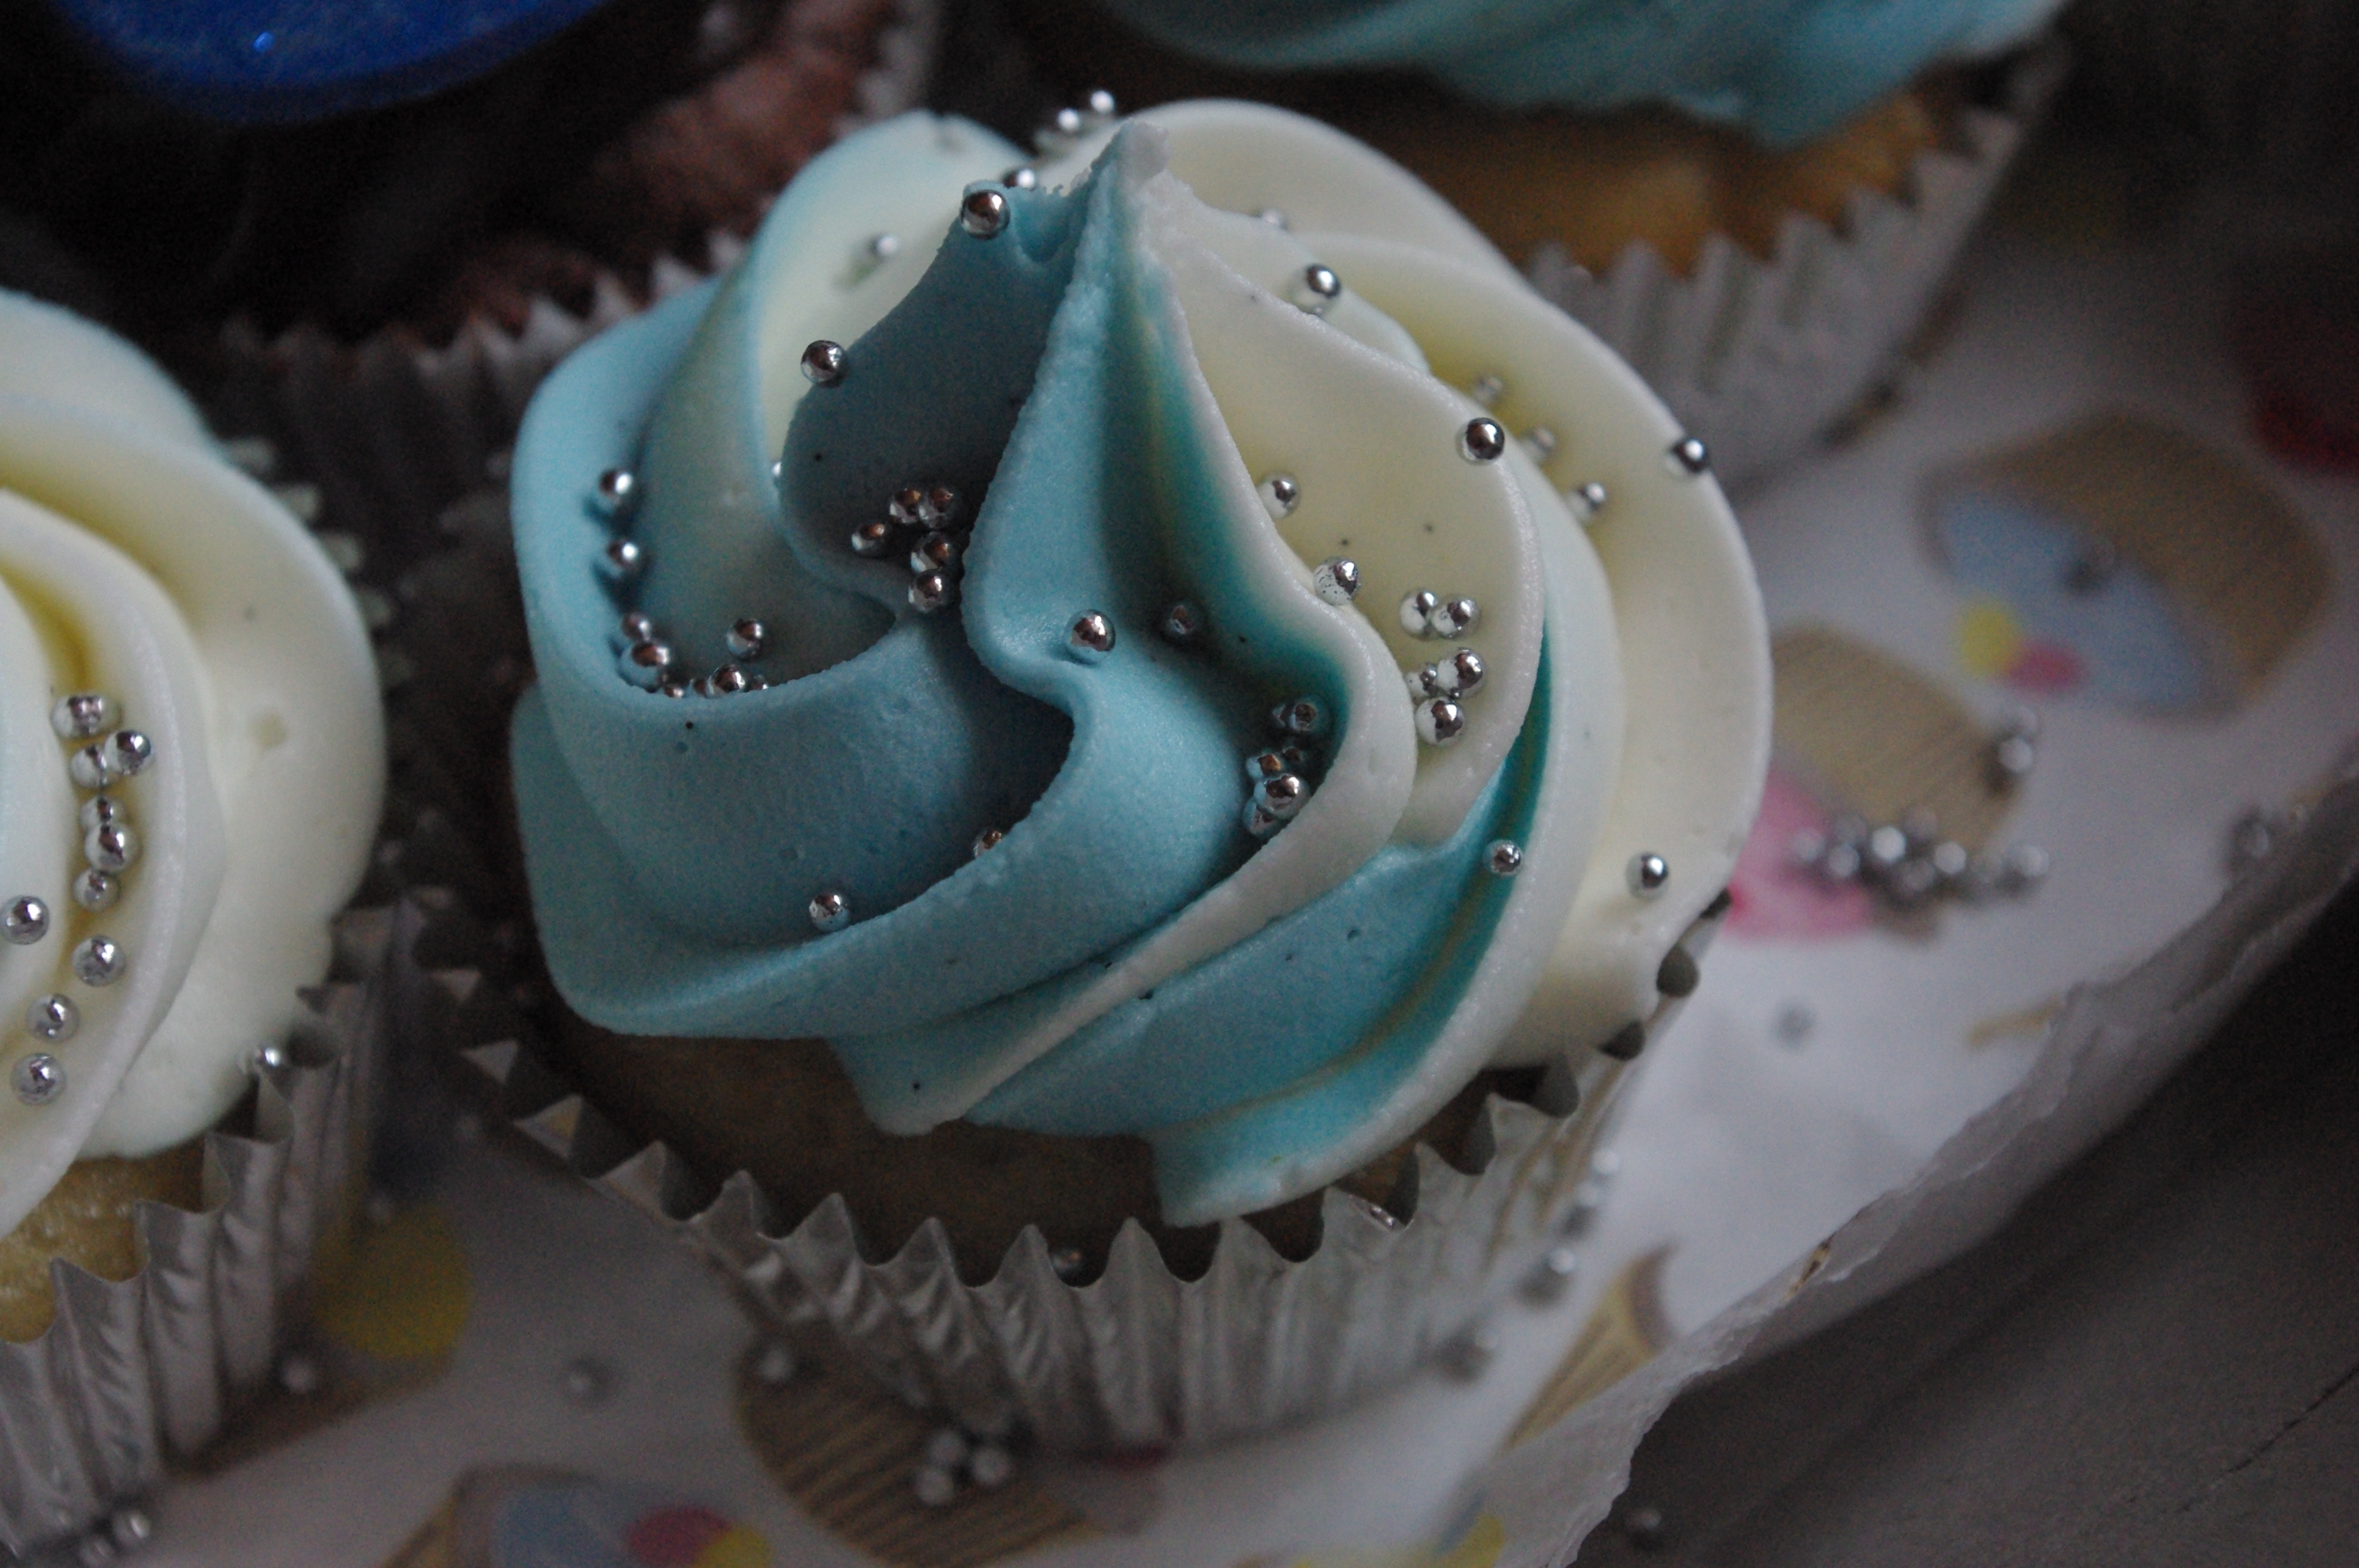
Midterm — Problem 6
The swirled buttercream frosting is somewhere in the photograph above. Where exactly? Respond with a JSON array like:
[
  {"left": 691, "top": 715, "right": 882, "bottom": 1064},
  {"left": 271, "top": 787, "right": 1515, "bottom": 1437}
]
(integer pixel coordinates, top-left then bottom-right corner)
[
  {"left": 1083, "top": 0, "right": 2063, "bottom": 147},
  {"left": 508, "top": 102, "right": 1769, "bottom": 1224},
  {"left": 0, "top": 292, "right": 384, "bottom": 1236}
]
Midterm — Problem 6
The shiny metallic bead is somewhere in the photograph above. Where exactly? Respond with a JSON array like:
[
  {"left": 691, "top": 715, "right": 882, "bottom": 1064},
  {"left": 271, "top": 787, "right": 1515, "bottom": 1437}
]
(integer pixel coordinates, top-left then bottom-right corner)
[
  {"left": 1567, "top": 481, "right": 1608, "bottom": 520},
  {"left": 920, "top": 484, "right": 964, "bottom": 528},
  {"left": 725, "top": 619, "right": 768, "bottom": 659},
  {"left": 961, "top": 187, "right": 1010, "bottom": 239},
  {"left": 809, "top": 891, "right": 852, "bottom": 933},
  {"left": 67, "top": 742, "right": 111, "bottom": 790},
  {"left": 1866, "top": 824, "right": 1909, "bottom": 869},
  {"left": 592, "top": 466, "right": 637, "bottom": 516},
  {"left": 50, "top": 691, "right": 114, "bottom": 739},
  {"left": 864, "top": 231, "right": 902, "bottom": 263},
  {"left": 620, "top": 611, "right": 657, "bottom": 645},
  {"left": 1242, "top": 799, "right": 1285, "bottom": 839},
  {"left": 972, "top": 826, "right": 1005, "bottom": 858},
  {"left": 1254, "top": 772, "right": 1308, "bottom": 820},
  {"left": 1002, "top": 165, "right": 1038, "bottom": 190},
  {"left": 1468, "top": 373, "right": 1505, "bottom": 409},
  {"left": 770, "top": 458, "right": 784, "bottom": 485},
  {"left": 598, "top": 537, "right": 646, "bottom": 586},
  {"left": 1270, "top": 695, "right": 1329, "bottom": 737},
  {"left": 1522, "top": 426, "right": 1558, "bottom": 462},
  {"left": 1485, "top": 839, "right": 1523, "bottom": 877},
  {"left": 1255, "top": 206, "right": 1289, "bottom": 228},
  {"left": 1052, "top": 105, "right": 1085, "bottom": 138},
  {"left": 1406, "top": 664, "right": 1443, "bottom": 701},
  {"left": 913, "top": 1465, "right": 958, "bottom": 1509},
  {"left": 104, "top": 730, "right": 152, "bottom": 779},
  {"left": 107, "top": 1507, "right": 154, "bottom": 1552},
  {"left": 71, "top": 935, "right": 124, "bottom": 987},
  {"left": 924, "top": 1425, "right": 971, "bottom": 1472},
  {"left": 618, "top": 641, "right": 674, "bottom": 689},
  {"left": 1067, "top": 611, "right": 1116, "bottom": 662},
  {"left": 801, "top": 339, "right": 847, "bottom": 385},
  {"left": 658, "top": 680, "right": 691, "bottom": 699},
  {"left": 1436, "top": 646, "right": 1485, "bottom": 696},
  {"left": 1400, "top": 588, "right": 1441, "bottom": 637},
  {"left": 1245, "top": 750, "right": 1290, "bottom": 782},
  {"left": 1623, "top": 1504, "right": 1667, "bottom": 1550},
  {"left": 1085, "top": 87, "right": 1118, "bottom": 118},
  {"left": 1416, "top": 698, "right": 1466, "bottom": 746},
  {"left": 4, "top": 896, "right": 47, "bottom": 945},
  {"left": 1819, "top": 840, "right": 1862, "bottom": 883},
  {"left": 85, "top": 821, "right": 138, "bottom": 873},
  {"left": 71, "top": 869, "right": 118, "bottom": 912},
  {"left": 26, "top": 995, "right": 77, "bottom": 1043},
  {"left": 1310, "top": 557, "right": 1360, "bottom": 605},
  {"left": 1257, "top": 472, "right": 1299, "bottom": 519},
  {"left": 1430, "top": 597, "right": 1479, "bottom": 639},
  {"left": 708, "top": 664, "right": 754, "bottom": 695},
  {"left": 1932, "top": 840, "right": 1971, "bottom": 880},
  {"left": 1521, "top": 1243, "right": 1579, "bottom": 1303},
  {"left": 2000, "top": 843, "right": 2051, "bottom": 894},
  {"left": 969, "top": 1443, "right": 1016, "bottom": 1490},
  {"left": 1277, "top": 738, "right": 1318, "bottom": 771},
  {"left": 1459, "top": 417, "right": 1507, "bottom": 463},
  {"left": 1789, "top": 828, "right": 1828, "bottom": 867},
  {"left": 1290, "top": 263, "right": 1342, "bottom": 314},
  {"left": 1159, "top": 601, "right": 1205, "bottom": 644},
  {"left": 889, "top": 486, "right": 925, "bottom": 526},
  {"left": 1666, "top": 435, "right": 1711, "bottom": 475},
  {"left": 1627, "top": 851, "right": 1671, "bottom": 897},
  {"left": 911, "top": 531, "right": 961, "bottom": 575},
  {"left": 909, "top": 570, "right": 958, "bottom": 614},
  {"left": 13, "top": 1052, "right": 63, "bottom": 1105},
  {"left": 851, "top": 517, "right": 898, "bottom": 557},
  {"left": 1886, "top": 856, "right": 1942, "bottom": 907}
]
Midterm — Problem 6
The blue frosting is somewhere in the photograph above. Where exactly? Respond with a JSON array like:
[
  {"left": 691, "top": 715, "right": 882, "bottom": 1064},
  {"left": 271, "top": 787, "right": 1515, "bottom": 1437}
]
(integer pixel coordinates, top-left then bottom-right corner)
[
  {"left": 508, "top": 115, "right": 1577, "bottom": 1221},
  {"left": 1089, "top": 0, "right": 2063, "bottom": 147}
]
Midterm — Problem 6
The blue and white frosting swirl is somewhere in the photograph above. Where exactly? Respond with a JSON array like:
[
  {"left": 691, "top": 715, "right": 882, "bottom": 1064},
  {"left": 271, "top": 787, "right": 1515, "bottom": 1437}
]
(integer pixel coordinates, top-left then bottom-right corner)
[
  {"left": 1086, "top": 0, "right": 2063, "bottom": 147},
  {"left": 508, "top": 102, "right": 1769, "bottom": 1225}
]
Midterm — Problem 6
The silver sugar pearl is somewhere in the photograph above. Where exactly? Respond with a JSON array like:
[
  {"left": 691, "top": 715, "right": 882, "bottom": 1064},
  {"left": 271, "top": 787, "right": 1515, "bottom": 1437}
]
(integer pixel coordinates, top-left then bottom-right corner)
[
  {"left": 801, "top": 339, "right": 847, "bottom": 385},
  {"left": 592, "top": 466, "right": 637, "bottom": 516},
  {"left": 1256, "top": 206, "right": 1289, "bottom": 228},
  {"left": 1277, "top": 739, "right": 1318, "bottom": 771},
  {"left": 2000, "top": 844, "right": 2051, "bottom": 894},
  {"left": 1067, "top": 612, "right": 1116, "bottom": 662},
  {"left": 51, "top": 692, "right": 114, "bottom": 740},
  {"left": 923, "top": 1427, "right": 971, "bottom": 1472},
  {"left": 920, "top": 484, "right": 965, "bottom": 528},
  {"left": 1400, "top": 588, "right": 1441, "bottom": 637},
  {"left": 1406, "top": 664, "right": 1443, "bottom": 701},
  {"left": 708, "top": 664, "right": 754, "bottom": 695},
  {"left": 85, "top": 822, "right": 138, "bottom": 873},
  {"left": 1788, "top": 828, "right": 1828, "bottom": 866},
  {"left": 1568, "top": 481, "right": 1608, "bottom": 520},
  {"left": 1245, "top": 750, "right": 1290, "bottom": 782},
  {"left": 972, "top": 826, "right": 1005, "bottom": 858},
  {"left": 725, "top": 619, "right": 768, "bottom": 659},
  {"left": 1866, "top": 824, "right": 1909, "bottom": 869},
  {"left": 598, "top": 537, "right": 647, "bottom": 586},
  {"left": 1257, "top": 472, "right": 1299, "bottom": 519},
  {"left": 1886, "top": 856, "right": 1942, "bottom": 907},
  {"left": 809, "top": 891, "right": 852, "bottom": 933},
  {"left": 1310, "top": 557, "right": 1360, "bottom": 605},
  {"left": 1002, "top": 165, "right": 1038, "bottom": 189},
  {"left": 618, "top": 641, "right": 674, "bottom": 689},
  {"left": 78, "top": 793, "right": 126, "bottom": 832},
  {"left": 911, "top": 531, "right": 962, "bottom": 575},
  {"left": 13, "top": 1051, "right": 63, "bottom": 1105},
  {"left": 3, "top": 896, "right": 48, "bottom": 946},
  {"left": 71, "top": 869, "right": 119, "bottom": 912},
  {"left": 889, "top": 486, "right": 926, "bottom": 526},
  {"left": 1243, "top": 800, "right": 1284, "bottom": 839},
  {"left": 67, "top": 742, "right": 111, "bottom": 791},
  {"left": 865, "top": 231, "right": 902, "bottom": 263},
  {"left": 1624, "top": 1504, "right": 1667, "bottom": 1551},
  {"left": 1520, "top": 1243, "right": 1579, "bottom": 1303},
  {"left": 1437, "top": 646, "right": 1485, "bottom": 696},
  {"left": 1270, "top": 695, "right": 1329, "bottom": 738},
  {"left": 1932, "top": 840, "right": 1971, "bottom": 880},
  {"left": 969, "top": 1443, "right": 1016, "bottom": 1490},
  {"left": 1430, "top": 597, "right": 1479, "bottom": 639},
  {"left": 1990, "top": 732, "right": 2037, "bottom": 784},
  {"left": 1667, "top": 435, "right": 1711, "bottom": 475},
  {"left": 909, "top": 570, "right": 958, "bottom": 614},
  {"left": 961, "top": 187, "right": 1010, "bottom": 238},
  {"left": 1416, "top": 698, "right": 1466, "bottom": 746},
  {"left": 1049, "top": 1244, "right": 1087, "bottom": 1281},
  {"left": 1468, "top": 374, "right": 1505, "bottom": 409},
  {"left": 107, "top": 1508, "right": 154, "bottom": 1551},
  {"left": 103, "top": 730, "right": 152, "bottom": 779},
  {"left": 1253, "top": 772, "right": 1308, "bottom": 821},
  {"left": 26, "top": 994, "right": 78, "bottom": 1043},
  {"left": 1459, "top": 417, "right": 1507, "bottom": 463},
  {"left": 620, "top": 611, "right": 657, "bottom": 644},
  {"left": 913, "top": 1465, "right": 958, "bottom": 1509},
  {"left": 1291, "top": 263, "right": 1342, "bottom": 314},
  {"left": 1159, "top": 601, "right": 1205, "bottom": 644},
  {"left": 1522, "top": 426, "right": 1558, "bottom": 461},
  {"left": 1627, "top": 851, "right": 1671, "bottom": 897},
  {"left": 1052, "top": 105, "right": 1085, "bottom": 137},
  {"left": 658, "top": 679, "right": 692, "bottom": 699},
  {"left": 1485, "top": 839, "right": 1523, "bottom": 877},
  {"left": 1085, "top": 87, "right": 1118, "bottom": 118},
  {"left": 851, "top": 518, "right": 898, "bottom": 557},
  {"left": 1819, "top": 841, "right": 1862, "bottom": 883}
]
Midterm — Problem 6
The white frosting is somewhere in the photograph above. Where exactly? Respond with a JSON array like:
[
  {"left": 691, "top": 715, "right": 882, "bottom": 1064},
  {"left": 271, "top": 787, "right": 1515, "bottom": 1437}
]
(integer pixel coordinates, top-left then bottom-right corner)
[{"left": 0, "top": 292, "right": 384, "bottom": 1236}]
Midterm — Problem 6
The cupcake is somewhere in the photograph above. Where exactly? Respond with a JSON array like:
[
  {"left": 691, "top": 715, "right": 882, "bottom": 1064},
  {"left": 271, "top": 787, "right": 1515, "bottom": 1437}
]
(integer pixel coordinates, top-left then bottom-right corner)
[
  {"left": 987, "top": 0, "right": 2069, "bottom": 485},
  {"left": 497, "top": 100, "right": 1768, "bottom": 1447},
  {"left": 0, "top": 290, "right": 383, "bottom": 1547}
]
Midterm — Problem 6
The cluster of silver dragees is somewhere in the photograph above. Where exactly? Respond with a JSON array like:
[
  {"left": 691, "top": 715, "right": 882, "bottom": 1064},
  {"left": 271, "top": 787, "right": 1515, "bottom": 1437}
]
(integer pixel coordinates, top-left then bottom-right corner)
[
  {"left": 591, "top": 466, "right": 773, "bottom": 698},
  {"left": 3, "top": 691, "right": 151, "bottom": 1104}
]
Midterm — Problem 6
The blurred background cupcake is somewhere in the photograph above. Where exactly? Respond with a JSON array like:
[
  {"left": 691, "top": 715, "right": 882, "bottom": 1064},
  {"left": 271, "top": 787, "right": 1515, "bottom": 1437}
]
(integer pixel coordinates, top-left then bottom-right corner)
[{"left": 951, "top": 0, "right": 2071, "bottom": 487}]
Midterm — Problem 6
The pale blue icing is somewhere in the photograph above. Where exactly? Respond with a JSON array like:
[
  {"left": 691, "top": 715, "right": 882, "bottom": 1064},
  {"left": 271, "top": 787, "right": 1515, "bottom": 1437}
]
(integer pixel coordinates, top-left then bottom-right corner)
[
  {"left": 509, "top": 114, "right": 1582, "bottom": 1221},
  {"left": 1089, "top": 0, "right": 2063, "bottom": 147}
]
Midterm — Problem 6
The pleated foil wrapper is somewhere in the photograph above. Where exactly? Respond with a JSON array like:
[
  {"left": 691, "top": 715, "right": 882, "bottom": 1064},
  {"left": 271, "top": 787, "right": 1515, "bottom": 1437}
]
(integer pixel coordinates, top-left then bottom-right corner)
[
  {"left": 453, "top": 902, "right": 1728, "bottom": 1453},
  {"left": 1526, "top": 39, "right": 2070, "bottom": 492},
  {"left": 193, "top": 0, "right": 943, "bottom": 557},
  {"left": 0, "top": 906, "right": 392, "bottom": 1553}
]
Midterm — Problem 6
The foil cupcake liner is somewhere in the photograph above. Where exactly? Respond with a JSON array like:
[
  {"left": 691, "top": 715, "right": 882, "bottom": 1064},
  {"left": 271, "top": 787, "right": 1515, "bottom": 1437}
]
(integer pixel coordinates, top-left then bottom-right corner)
[
  {"left": 0, "top": 905, "right": 392, "bottom": 1553},
  {"left": 453, "top": 901, "right": 1727, "bottom": 1453},
  {"left": 1525, "top": 39, "right": 2069, "bottom": 492},
  {"left": 194, "top": 0, "right": 943, "bottom": 556}
]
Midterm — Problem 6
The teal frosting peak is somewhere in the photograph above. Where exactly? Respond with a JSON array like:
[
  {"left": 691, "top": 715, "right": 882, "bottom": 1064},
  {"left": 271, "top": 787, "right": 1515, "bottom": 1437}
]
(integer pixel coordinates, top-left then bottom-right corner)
[{"left": 1089, "top": 0, "right": 2063, "bottom": 146}]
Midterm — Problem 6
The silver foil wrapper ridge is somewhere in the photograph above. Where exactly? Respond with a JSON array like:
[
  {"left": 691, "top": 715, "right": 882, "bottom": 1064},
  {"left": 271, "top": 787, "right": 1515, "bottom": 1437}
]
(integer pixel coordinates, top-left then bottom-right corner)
[
  {"left": 0, "top": 906, "right": 391, "bottom": 1552},
  {"left": 1528, "top": 38, "right": 2070, "bottom": 491},
  {"left": 456, "top": 904, "right": 1725, "bottom": 1453}
]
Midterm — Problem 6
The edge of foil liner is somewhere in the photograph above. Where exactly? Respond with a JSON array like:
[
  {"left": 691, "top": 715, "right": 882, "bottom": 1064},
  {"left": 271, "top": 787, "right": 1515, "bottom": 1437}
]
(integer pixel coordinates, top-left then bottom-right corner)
[
  {"left": 448, "top": 898, "right": 1727, "bottom": 1452},
  {"left": 1526, "top": 35, "right": 2072, "bottom": 492},
  {"left": 0, "top": 903, "right": 394, "bottom": 1553}
]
